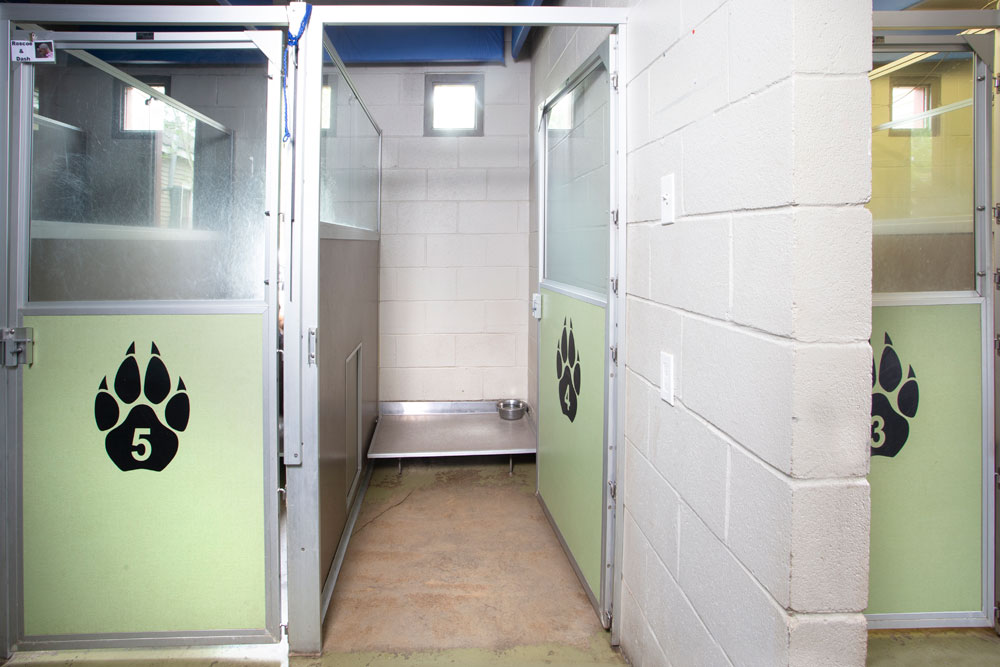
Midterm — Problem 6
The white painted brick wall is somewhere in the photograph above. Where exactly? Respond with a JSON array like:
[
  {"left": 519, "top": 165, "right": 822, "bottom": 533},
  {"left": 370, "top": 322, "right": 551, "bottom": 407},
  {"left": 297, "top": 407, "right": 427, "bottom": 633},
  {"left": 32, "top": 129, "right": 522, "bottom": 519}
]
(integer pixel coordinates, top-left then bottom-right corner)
[
  {"left": 359, "top": 41, "right": 531, "bottom": 403},
  {"left": 530, "top": 0, "right": 871, "bottom": 664}
]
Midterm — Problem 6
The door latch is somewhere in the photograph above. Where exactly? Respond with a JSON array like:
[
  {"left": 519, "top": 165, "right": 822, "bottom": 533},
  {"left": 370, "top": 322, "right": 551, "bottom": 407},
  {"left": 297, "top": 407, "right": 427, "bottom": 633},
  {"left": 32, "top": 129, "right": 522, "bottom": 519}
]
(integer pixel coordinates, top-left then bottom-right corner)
[{"left": 2, "top": 327, "right": 33, "bottom": 368}]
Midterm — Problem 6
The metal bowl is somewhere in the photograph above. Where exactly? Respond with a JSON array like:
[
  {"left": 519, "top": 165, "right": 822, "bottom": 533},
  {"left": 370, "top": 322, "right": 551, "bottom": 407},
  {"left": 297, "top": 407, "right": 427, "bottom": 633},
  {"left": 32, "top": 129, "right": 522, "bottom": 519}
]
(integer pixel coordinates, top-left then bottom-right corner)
[{"left": 497, "top": 399, "right": 527, "bottom": 421}]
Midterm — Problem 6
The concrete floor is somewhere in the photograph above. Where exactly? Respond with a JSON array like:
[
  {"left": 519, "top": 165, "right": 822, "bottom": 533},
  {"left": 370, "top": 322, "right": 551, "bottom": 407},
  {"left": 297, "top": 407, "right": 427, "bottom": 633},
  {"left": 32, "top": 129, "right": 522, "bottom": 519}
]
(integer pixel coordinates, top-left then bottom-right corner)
[
  {"left": 307, "top": 457, "right": 624, "bottom": 666},
  {"left": 867, "top": 628, "right": 1000, "bottom": 665}
]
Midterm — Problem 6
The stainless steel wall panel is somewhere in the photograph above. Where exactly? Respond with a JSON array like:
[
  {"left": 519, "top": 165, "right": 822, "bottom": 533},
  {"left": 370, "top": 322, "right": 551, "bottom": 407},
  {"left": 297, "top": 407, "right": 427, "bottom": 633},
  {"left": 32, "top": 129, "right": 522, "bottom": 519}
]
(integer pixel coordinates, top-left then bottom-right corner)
[{"left": 317, "top": 238, "right": 379, "bottom": 586}]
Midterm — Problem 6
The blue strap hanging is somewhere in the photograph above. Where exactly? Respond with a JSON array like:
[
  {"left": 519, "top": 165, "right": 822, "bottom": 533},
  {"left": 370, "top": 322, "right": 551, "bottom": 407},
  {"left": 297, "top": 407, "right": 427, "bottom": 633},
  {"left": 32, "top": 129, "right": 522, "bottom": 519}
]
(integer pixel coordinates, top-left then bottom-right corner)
[{"left": 282, "top": 3, "right": 312, "bottom": 143}]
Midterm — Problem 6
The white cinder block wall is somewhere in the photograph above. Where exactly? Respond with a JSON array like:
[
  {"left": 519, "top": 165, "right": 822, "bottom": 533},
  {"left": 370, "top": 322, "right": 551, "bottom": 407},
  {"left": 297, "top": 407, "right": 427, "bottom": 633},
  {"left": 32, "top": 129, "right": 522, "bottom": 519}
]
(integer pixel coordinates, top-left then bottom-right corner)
[
  {"left": 530, "top": 1, "right": 872, "bottom": 665},
  {"left": 348, "top": 43, "right": 532, "bottom": 403}
]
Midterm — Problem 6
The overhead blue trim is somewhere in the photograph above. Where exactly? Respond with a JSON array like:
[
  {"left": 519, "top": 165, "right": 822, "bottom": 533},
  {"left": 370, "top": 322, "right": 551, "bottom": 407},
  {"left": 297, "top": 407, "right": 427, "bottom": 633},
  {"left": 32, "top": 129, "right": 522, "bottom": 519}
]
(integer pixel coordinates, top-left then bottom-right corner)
[
  {"left": 85, "top": 49, "right": 266, "bottom": 65},
  {"left": 326, "top": 26, "right": 504, "bottom": 64},
  {"left": 511, "top": 0, "right": 543, "bottom": 60}
]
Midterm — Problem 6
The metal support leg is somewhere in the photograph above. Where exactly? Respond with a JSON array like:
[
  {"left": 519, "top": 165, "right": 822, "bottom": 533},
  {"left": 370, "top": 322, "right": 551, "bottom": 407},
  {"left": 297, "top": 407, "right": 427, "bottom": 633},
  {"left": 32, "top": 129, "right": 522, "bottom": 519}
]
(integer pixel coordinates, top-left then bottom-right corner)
[
  {"left": 509, "top": 455, "right": 513, "bottom": 476},
  {"left": 398, "top": 457, "right": 402, "bottom": 475}
]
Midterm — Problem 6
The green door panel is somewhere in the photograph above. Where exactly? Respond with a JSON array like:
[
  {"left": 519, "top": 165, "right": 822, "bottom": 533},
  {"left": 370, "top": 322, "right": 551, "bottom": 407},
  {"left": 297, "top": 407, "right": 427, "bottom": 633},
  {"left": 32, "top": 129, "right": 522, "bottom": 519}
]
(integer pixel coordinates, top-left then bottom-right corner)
[
  {"left": 537, "top": 288, "right": 606, "bottom": 597},
  {"left": 868, "top": 304, "right": 982, "bottom": 614},
  {"left": 22, "top": 314, "right": 266, "bottom": 635}
]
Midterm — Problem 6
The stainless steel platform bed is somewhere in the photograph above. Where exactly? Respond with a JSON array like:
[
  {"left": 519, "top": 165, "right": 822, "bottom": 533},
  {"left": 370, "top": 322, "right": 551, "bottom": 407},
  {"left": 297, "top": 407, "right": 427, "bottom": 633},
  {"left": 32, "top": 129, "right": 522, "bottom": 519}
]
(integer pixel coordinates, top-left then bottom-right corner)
[{"left": 367, "top": 402, "right": 536, "bottom": 470}]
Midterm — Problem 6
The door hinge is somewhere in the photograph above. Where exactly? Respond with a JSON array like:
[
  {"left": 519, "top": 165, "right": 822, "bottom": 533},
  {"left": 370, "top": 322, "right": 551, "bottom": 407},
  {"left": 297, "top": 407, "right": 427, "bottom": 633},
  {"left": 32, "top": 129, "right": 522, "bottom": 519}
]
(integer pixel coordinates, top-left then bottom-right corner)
[
  {"left": 611, "top": 209, "right": 619, "bottom": 227},
  {"left": 610, "top": 345, "right": 618, "bottom": 365},
  {"left": 611, "top": 72, "right": 619, "bottom": 91},
  {"left": 2, "top": 327, "right": 33, "bottom": 368},
  {"left": 610, "top": 276, "right": 618, "bottom": 295},
  {"left": 608, "top": 480, "right": 617, "bottom": 501},
  {"left": 993, "top": 204, "right": 1000, "bottom": 224},
  {"left": 994, "top": 74, "right": 1000, "bottom": 94},
  {"left": 995, "top": 335, "right": 1000, "bottom": 356},
  {"left": 994, "top": 269, "right": 1000, "bottom": 290},
  {"left": 995, "top": 470, "right": 1000, "bottom": 490},
  {"left": 602, "top": 608, "right": 613, "bottom": 627}
]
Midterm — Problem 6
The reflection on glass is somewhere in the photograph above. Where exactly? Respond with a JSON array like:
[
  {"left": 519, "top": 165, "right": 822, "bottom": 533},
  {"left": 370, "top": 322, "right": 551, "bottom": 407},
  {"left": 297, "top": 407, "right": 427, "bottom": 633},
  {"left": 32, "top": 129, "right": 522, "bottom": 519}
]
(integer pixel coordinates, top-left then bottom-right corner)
[
  {"left": 869, "top": 51, "right": 974, "bottom": 293},
  {"left": 890, "top": 84, "right": 929, "bottom": 130},
  {"left": 29, "top": 49, "right": 266, "bottom": 301},
  {"left": 123, "top": 84, "right": 167, "bottom": 131},
  {"left": 319, "top": 65, "right": 381, "bottom": 232},
  {"left": 545, "top": 65, "right": 610, "bottom": 295}
]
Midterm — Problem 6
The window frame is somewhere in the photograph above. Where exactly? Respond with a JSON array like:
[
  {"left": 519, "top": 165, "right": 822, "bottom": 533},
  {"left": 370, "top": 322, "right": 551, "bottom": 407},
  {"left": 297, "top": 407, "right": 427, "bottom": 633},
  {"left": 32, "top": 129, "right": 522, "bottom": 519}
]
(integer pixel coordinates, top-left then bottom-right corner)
[{"left": 423, "top": 72, "right": 484, "bottom": 137}]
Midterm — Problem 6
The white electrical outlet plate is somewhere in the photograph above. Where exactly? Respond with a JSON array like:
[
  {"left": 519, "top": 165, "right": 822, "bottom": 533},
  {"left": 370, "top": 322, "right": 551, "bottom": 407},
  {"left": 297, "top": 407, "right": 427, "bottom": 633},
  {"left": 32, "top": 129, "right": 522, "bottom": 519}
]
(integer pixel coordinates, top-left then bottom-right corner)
[
  {"left": 660, "top": 173, "right": 676, "bottom": 225},
  {"left": 660, "top": 351, "right": 675, "bottom": 405}
]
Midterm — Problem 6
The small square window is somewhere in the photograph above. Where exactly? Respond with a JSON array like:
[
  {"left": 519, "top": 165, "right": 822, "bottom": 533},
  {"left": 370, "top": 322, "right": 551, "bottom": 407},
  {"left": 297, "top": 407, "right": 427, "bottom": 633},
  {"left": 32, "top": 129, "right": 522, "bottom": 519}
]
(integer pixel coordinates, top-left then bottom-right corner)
[
  {"left": 888, "top": 75, "right": 940, "bottom": 136},
  {"left": 124, "top": 83, "right": 167, "bottom": 131},
  {"left": 116, "top": 75, "right": 171, "bottom": 135},
  {"left": 424, "top": 73, "right": 484, "bottom": 137},
  {"left": 548, "top": 91, "right": 574, "bottom": 131},
  {"left": 891, "top": 84, "right": 930, "bottom": 131}
]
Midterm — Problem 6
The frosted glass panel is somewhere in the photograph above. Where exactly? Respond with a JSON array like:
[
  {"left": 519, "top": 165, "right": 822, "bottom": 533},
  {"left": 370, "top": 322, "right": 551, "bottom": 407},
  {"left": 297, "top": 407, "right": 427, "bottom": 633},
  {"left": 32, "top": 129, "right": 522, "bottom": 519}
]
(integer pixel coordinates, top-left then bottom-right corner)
[
  {"left": 319, "top": 63, "right": 381, "bottom": 232},
  {"left": 29, "top": 50, "right": 267, "bottom": 301},
  {"left": 544, "top": 65, "right": 610, "bottom": 295},
  {"left": 869, "top": 52, "right": 975, "bottom": 293}
]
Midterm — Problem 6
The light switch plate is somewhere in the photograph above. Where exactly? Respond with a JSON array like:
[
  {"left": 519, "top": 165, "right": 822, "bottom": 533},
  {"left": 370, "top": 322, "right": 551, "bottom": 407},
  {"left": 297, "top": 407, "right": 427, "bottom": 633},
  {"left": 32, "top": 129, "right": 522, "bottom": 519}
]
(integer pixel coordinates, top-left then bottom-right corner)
[
  {"left": 660, "top": 173, "right": 676, "bottom": 225},
  {"left": 660, "top": 351, "right": 675, "bottom": 405}
]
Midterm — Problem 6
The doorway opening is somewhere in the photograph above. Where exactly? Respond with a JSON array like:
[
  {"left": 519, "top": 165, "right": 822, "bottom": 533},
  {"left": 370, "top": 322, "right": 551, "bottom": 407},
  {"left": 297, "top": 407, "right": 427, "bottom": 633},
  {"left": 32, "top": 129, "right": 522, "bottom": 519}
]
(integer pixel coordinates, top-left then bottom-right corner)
[{"left": 281, "top": 7, "right": 628, "bottom": 657}]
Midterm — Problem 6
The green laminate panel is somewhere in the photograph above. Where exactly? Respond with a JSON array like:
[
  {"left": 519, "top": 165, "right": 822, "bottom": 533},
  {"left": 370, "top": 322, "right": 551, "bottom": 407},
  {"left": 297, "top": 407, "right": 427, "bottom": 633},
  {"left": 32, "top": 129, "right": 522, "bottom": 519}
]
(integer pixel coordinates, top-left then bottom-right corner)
[
  {"left": 537, "top": 288, "right": 606, "bottom": 598},
  {"left": 22, "top": 314, "right": 266, "bottom": 635},
  {"left": 868, "top": 304, "right": 982, "bottom": 614}
]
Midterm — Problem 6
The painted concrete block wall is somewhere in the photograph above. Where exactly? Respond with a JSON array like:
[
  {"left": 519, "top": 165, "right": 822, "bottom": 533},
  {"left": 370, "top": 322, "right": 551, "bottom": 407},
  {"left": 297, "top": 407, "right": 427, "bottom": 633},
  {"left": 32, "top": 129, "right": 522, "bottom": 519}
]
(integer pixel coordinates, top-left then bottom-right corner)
[
  {"left": 530, "top": 1, "right": 872, "bottom": 665},
  {"left": 350, "top": 42, "right": 532, "bottom": 403}
]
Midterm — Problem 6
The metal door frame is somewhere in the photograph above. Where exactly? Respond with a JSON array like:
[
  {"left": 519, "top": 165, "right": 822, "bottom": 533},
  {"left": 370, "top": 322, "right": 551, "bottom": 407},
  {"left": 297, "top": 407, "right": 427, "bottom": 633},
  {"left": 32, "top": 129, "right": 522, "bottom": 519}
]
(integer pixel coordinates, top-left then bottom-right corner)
[
  {"left": 282, "top": 5, "right": 628, "bottom": 654},
  {"left": 1, "top": 18, "right": 286, "bottom": 650},
  {"left": 867, "top": 38, "right": 996, "bottom": 630},
  {"left": 534, "top": 34, "right": 623, "bottom": 631},
  {"left": 1, "top": 17, "right": 12, "bottom": 663}
]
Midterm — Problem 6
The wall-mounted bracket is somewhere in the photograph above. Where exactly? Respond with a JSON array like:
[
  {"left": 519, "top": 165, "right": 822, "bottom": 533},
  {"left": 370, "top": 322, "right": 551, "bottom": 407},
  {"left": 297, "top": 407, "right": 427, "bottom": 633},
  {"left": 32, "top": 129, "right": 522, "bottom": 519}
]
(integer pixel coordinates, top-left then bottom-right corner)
[
  {"left": 2, "top": 327, "right": 33, "bottom": 368},
  {"left": 286, "top": 442, "right": 303, "bottom": 466},
  {"left": 307, "top": 328, "right": 318, "bottom": 365}
]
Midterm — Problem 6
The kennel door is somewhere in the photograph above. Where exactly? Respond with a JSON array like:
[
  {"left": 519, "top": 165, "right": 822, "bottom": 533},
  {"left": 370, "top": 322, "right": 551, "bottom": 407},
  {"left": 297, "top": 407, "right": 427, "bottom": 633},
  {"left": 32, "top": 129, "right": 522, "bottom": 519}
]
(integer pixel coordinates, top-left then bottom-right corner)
[
  {"left": 536, "top": 37, "right": 618, "bottom": 628},
  {"left": 7, "top": 30, "right": 283, "bottom": 648}
]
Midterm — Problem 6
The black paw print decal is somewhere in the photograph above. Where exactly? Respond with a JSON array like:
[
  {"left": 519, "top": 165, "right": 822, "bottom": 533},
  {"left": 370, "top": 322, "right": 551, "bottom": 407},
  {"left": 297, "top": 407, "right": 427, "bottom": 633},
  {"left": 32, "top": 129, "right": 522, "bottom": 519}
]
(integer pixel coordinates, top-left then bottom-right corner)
[
  {"left": 871, "top": 333, "right": 919, "bottom": 458},
  {"left": 556, "top": 318, "right": 582, "bottom": 422},
  {"left": 94, "top": 342, "right": 190, "bottom": 472}
]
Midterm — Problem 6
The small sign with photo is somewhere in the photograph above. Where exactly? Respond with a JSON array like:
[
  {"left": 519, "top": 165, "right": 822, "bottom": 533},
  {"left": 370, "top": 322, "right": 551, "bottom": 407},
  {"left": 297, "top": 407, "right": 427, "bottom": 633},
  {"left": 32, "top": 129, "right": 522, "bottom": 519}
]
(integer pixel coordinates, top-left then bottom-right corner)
[{"left": 10, "top": 40, "right": 55, "bottom": 63}]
